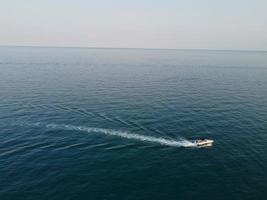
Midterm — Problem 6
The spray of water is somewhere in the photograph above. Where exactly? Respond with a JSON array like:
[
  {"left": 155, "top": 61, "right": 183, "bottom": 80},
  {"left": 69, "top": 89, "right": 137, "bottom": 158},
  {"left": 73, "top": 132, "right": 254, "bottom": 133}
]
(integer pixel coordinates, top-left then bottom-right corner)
[{"left": 34, "top": 123, "right": 196, "bottom": 147}]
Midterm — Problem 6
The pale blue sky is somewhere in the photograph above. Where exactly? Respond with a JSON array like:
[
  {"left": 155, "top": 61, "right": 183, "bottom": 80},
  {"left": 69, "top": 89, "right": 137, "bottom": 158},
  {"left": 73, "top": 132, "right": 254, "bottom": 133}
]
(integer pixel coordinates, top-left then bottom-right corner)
[{"left": 0, "top": 0, "right": 266, "bottom": 50}]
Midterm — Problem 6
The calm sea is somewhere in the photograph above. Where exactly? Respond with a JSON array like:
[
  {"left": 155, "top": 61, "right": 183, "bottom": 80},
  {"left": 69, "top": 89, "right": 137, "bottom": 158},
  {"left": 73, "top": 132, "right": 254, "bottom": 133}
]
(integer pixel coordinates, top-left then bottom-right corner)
[{"left": 0, "top": 47, "right": 267, "bottom": 200}]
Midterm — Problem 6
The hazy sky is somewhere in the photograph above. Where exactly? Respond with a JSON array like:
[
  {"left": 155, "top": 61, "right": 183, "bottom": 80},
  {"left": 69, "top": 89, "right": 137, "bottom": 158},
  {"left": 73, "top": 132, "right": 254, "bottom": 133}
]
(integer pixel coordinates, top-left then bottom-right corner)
[{"left": 1, "top": 0, "right": 266, "bottom": 50}]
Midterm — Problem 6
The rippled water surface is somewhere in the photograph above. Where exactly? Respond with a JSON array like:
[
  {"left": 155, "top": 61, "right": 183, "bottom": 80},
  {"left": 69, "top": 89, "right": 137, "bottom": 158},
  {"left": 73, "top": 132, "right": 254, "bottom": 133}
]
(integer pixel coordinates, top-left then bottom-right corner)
[{"left": 0, "top": 47, "right": 267, "bottom": 200}]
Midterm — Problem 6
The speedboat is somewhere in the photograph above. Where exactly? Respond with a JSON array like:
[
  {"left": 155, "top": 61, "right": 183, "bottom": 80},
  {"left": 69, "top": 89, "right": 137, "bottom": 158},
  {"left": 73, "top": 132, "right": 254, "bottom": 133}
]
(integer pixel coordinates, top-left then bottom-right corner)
[{"left": 193, "top": 139, "right": 214, "bottom": 147}]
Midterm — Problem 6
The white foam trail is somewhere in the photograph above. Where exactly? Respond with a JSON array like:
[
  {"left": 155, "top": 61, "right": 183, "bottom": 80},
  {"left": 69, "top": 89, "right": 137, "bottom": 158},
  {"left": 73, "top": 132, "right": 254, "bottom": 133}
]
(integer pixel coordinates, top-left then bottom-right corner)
[{"left": 37, "top": 123, "right": 196, "bottom": 147}]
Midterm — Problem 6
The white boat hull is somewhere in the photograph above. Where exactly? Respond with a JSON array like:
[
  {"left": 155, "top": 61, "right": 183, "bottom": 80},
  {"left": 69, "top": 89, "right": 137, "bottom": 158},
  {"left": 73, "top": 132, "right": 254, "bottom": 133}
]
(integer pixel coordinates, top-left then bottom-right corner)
[{"left": 193, "top": 139, "right": 214, "bottom": 147}]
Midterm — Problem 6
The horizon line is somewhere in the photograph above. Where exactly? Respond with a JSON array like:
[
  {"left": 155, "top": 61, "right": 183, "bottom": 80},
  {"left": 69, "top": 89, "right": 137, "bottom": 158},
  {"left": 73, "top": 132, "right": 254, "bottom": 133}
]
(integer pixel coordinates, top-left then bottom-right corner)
[{"left": 0, "top": 44, "right": 266, "bottom": 52}]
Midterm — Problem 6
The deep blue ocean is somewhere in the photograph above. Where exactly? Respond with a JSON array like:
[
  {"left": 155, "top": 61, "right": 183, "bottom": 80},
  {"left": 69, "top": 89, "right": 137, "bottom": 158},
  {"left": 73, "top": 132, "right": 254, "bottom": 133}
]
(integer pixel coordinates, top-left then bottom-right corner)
[{"left": 0, "top": 47, "right": 267, "bottom": 200}]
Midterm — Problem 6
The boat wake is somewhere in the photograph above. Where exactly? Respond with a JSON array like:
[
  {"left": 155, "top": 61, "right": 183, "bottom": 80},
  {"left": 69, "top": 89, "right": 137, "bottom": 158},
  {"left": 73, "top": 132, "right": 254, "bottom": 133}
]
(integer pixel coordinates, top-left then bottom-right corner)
[{"left": 34, "top": 123, "right": 196, "bottom": 147}]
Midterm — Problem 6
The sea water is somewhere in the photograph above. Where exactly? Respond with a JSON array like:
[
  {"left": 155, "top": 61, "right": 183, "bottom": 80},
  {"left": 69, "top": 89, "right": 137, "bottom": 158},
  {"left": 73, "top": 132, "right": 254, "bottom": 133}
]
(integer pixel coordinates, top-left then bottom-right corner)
[{"left": 0, "top": 47, "right": 267, "bottom": 200}]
